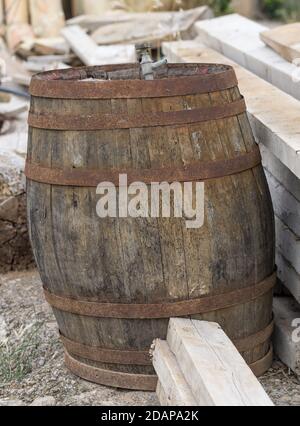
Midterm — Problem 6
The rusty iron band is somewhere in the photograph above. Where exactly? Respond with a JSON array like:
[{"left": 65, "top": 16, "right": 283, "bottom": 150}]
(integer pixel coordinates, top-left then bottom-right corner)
[
  {"left": 44, "top": 272, "right": 276, "bottom": 320},
  {"left": 25, "top": 147, "right": 261, "bottom": 187},
  {"left": 30, "top": 64, "right": 238, "bottom": 99},
  {"left": 250, "top": 345, "right": 273, "bottom": 378},
  {"left": 60, "top": 319, "right": 274, "bottom": 366},
  {"left": 234, "top": 319, "right": 274, "bottom": 353},
  {"left": 64, "top": 351, "right": 158, "bottom": 391},
  {"left": 28, "top": 98, "right": 246, "bottom": 131},
  {"left": 64, "top": 346, "right": 273, "bottom": 390}
]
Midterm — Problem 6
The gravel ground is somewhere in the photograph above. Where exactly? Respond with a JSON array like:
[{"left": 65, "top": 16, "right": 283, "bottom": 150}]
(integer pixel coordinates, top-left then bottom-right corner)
[{"left": 0, "top": 270, "right": 299, "bottom": 406}]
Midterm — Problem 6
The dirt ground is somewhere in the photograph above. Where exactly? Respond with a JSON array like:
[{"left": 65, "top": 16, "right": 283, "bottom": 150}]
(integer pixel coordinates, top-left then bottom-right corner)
[{"left": 0, "top": 270, "right": 299, "bottom": 406}]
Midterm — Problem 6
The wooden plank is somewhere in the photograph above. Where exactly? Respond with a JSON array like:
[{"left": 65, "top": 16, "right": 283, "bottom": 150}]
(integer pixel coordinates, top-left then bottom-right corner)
[
  {"left": 4, "top": 0, "right": 29, "bottom": 24},
  {"left": 275, "top": 215, "right": 300, "bottom": 278},
  {"left": 16, "top": 37, "right": 70, "bottom": 59},
  {"left": 265, "top": 169, "right": 300, "bottom": 236},
  {"left": 67, "top": 7, "right": 212, "bottom": 33},
  {"left": 167, "top": 319, "right": 274, "bottom": 406},
  {"left": 273, "top": 297, "right": 300, "bottom": 377},
  {"left": 61, "top": 25, "right": 111, "bottom": 65},
  {"left": 162, "top": 40, "right": 300, "bottom": 179},
  {"left": 91, "top": 7, "right": 212, "bottom": 46},
  {"left": 276, "top": 251, "right": 300, "bottom": 304},
  {"left": 29, "top": 0, "right": 65, "bottom": 38},
  {"left": 156, "top": 381, "right": 169, "bottom": 407},
  {"left": 194, "top": 14, "right": 300, "bottom": 102},
  {"left": 260, "top": 23, "right": 300, "bottom": 63},
  {"left": 67, "top": 13, "right": 134, "bottom": 32},
  {"left": 62, "top": 25, "right": 136, "bottom": 65},
  {"left": 152, "top": 339, "right": 197, "bottom": 406},
  {"left": 260, "top": 145, "right": 300, "bottom": 203}
]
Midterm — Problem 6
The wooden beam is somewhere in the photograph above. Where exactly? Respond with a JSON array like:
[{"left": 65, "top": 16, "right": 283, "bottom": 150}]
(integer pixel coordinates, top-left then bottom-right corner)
[
  {"left": 275, "top": 215, "right": 300, "bottom": 278},
  {"left": 67, "top": 7, "right": 212, "bottom": 33},
  {"left": 29, "top": 0, "right": 65, "bottom": 38},
  {"left": 162, "top": 41, "right": 300, "bottom": 180},
  {"left": 194, "top": 14, "right": 300, "bottom": 102},
  {"left": 61, "top": 25, "right": 136, "bottom": 66},
  {"left": 4, "top": 0, "right": 29, "bottom": 24},
  {"left": 265, "top": 169, "right": 300, "bottom": 236},
  {"left": 260, "top": 23, "right": 300, "bottom": 63},
  {"left": 166, "top": 319, "right": 273, "bottom": 406},
  {"left": 276, "top": 251, "right": 300, "bottom": 304},
  {"left": 152, "top": 339, "right": 197, "bottom": 406},
  {"left": 91, "top": 7, "right": 212, "bottom": 46},
  {"left": 260, "top": 145, "right": 300, "bottom": 203}
]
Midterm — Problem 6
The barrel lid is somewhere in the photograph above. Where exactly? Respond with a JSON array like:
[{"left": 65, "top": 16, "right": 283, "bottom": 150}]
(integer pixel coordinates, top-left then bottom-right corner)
[{"left": 29, "top": 63, "right": 238, "bottom": 100}]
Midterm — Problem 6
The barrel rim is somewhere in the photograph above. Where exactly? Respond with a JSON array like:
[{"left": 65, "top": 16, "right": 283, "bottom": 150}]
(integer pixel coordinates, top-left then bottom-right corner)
[
  {"left": 29, "top": 63, "right": 238, "bottom": 99},
  {"left": 64, "top": 345, "right": 273, "bottom": 391}
]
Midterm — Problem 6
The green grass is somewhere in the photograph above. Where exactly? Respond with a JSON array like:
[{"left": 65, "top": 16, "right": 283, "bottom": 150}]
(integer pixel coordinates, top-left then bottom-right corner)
[
  {"left": 262, "top": 0, "right": 300, "bottom": 21},
  {"left": 0, "top": 322, "right": 43, "bottom": 386}
]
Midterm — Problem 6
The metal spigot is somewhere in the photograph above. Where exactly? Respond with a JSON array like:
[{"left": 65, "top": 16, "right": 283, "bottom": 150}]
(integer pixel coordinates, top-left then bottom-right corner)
[{"left": 136, "top": 43, "right": 168, "bottom": 80}]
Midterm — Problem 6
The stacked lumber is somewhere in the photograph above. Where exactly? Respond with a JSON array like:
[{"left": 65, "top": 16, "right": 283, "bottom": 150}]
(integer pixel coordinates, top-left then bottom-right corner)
[
  {"left": 75, "top": 6, "right": 212, "bottom": 47},
  {"left": 194, "top": 14, "right": 300, "bottom": 102},
  {"left": 61, "top": 25, "right": 136, "bottom": 65},
  {"left": 162, "top": 40, "right": 300, "bottom": 376},
  {"left": 152, "top": 319, "right": 273, "bottom": 406},
  {"left": 0, "top": 5, "right": 213, "bottom": 85}
]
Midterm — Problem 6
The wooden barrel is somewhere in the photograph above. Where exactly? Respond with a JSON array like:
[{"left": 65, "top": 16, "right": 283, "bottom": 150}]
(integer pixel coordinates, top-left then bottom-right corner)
[{"left": 26, "top": 64, "right": 275, "bottom": 391}]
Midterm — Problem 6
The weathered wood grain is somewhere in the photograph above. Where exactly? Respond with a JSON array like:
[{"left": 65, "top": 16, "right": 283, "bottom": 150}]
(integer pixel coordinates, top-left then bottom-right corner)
[
  {"left": 152, "top": 339, "right": 197, "bottom": 406},
  {"left": 260, "top": 23, "right": 300, "bottom": 63},
  {"left": 167, "top": 319, "right": 274, "bottom": 406},
  {"left": 27, "top": 64, "right": 275, "bottom": 389}
]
